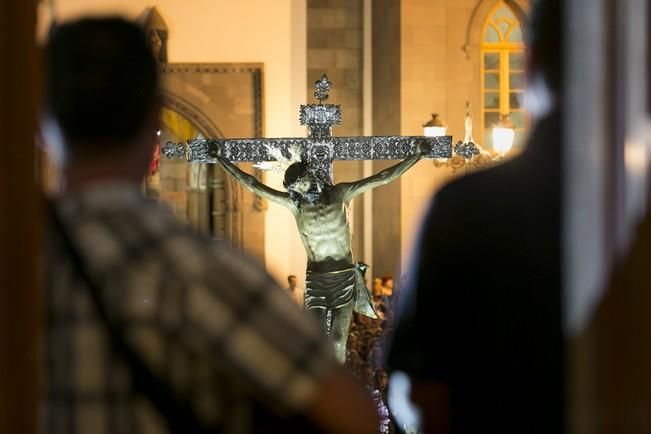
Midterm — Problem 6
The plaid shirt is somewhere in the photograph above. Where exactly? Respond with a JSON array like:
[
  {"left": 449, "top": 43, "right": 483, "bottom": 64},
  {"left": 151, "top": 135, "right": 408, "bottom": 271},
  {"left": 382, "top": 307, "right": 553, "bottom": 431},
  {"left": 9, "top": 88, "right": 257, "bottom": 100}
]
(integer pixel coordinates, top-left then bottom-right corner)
[{"left": 43, "top": 183, "right": 336, "bottom": 434}]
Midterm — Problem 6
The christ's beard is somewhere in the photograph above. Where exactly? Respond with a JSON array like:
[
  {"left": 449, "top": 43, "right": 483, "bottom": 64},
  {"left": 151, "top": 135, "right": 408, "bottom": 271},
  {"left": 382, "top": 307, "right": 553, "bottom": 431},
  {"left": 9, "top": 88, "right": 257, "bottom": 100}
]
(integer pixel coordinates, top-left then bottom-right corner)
[{"left": 302, "top": 190, "right": 320, "bottom": 204}]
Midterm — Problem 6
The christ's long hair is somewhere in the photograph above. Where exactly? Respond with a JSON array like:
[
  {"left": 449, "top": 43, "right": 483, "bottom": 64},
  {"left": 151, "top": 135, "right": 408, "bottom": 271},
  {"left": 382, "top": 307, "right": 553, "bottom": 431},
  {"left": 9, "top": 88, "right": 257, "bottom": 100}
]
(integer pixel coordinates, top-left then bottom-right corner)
[{"left": 283, "top": 162, "right": 333, "bottom": 206}]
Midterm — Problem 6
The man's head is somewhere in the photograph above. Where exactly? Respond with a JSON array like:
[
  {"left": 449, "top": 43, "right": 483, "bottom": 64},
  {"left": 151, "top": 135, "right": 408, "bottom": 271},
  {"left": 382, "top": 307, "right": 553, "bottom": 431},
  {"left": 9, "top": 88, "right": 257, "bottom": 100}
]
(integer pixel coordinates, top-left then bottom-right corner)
[
  {"left": 283, "top": 162, "right": 312, "bottom": 196},
  {"left": 287, "top": 275, "right": 297, "bottom": 290},
  {"left": 381, "top": 275, "right": 394, "bottom": 296},
  {"left": 374, "top": 369, "right": 389, "bottom": 392},
  {"left": 44, "top": 17, "right": 160, "bottom": 171},
  {"left": 526, "top": 0, "right": 563, "bottom": 98},
  {"left": 372, "top": 278, "right": 383, "bottom": 297}
]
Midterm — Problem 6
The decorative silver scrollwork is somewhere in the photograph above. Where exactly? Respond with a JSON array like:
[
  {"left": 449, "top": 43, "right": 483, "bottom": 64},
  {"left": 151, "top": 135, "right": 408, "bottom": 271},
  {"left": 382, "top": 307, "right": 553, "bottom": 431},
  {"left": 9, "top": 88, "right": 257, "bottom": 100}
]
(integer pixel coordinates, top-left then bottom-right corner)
[
  {"left": 162, "top": 142, "right": 186, "bottom": 160},
  {"left": 454, "top": 141, "right": 480, "bottom": 160},
  {"left": 313, "top": 74, "right": 332, "bottom": 102},
  {"left": 163, "top": 73, "right": 455, "bottom": 186}
]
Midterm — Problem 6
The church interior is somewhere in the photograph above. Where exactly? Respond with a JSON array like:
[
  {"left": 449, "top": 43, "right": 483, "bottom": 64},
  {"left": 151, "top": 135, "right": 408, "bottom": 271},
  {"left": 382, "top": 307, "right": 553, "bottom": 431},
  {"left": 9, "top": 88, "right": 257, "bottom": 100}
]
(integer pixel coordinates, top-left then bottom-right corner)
[
  {"left": 3, "top": 0, "right": 651, "bottom": 433},
  {"left": 37, "top": 0, "right": 533, "bottom": 289}
]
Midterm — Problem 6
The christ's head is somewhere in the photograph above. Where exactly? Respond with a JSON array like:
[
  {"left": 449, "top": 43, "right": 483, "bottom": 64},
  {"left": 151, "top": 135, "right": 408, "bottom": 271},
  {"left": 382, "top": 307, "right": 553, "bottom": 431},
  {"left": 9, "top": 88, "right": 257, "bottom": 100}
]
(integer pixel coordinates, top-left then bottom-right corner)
[{"left": 283, "top": 162, "right": 312, "bottom": 197}]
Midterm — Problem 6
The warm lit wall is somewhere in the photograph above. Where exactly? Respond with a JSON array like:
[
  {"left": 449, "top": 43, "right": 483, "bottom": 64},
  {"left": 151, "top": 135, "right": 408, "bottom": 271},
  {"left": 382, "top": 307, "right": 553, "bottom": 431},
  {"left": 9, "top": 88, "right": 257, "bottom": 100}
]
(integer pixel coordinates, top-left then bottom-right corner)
[
  {"left": 370, "top": 0, "right": 402, "bottom": 280},
  {"left": 397, "top": 0, "right": 529, "bottom": 274},
  {"left": 398, "top": 0, "right": 475, "bottom": 273},
  {"left": 370, "top": 0, "right": 479, "bottom": 278},
  {"left": 50, "top": 0, "right": 308, "bottom": 286}
]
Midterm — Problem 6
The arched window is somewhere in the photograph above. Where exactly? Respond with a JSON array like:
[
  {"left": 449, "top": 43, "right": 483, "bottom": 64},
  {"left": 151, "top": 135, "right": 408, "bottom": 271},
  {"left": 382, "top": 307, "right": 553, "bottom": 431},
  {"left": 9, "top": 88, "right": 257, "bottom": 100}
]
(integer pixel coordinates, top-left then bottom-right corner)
[{"left": 481, "top": 1, "right": 526, "bottom": 149}]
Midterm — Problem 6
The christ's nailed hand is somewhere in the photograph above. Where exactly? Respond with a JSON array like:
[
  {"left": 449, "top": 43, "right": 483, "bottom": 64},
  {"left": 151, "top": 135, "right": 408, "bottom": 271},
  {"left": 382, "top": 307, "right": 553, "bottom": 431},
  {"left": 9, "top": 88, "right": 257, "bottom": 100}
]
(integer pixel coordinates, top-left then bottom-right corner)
[{"left": 417, "top": 140, "right": 430, "bottom": 156}]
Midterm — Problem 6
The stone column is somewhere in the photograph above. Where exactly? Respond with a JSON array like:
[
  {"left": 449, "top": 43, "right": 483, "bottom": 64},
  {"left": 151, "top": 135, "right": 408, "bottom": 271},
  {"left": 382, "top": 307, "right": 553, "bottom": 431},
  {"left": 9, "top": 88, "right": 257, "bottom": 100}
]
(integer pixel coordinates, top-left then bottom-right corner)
[
  {"left": 371, "top": 0, "right": 403, "bottom": 281},
  {"left": 307, "top": 0, "right": 367, "bottom": 262}
]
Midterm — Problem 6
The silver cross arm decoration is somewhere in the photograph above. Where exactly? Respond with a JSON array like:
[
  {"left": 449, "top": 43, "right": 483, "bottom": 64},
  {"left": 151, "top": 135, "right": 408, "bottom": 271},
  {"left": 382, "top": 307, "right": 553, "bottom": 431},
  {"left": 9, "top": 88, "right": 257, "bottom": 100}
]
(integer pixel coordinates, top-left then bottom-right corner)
[
  {"left": 164, "top": 73, "right": 453, "bottom": 184},
  {"left": 162, "top": 135, "right": 453, "bottom": 164}
]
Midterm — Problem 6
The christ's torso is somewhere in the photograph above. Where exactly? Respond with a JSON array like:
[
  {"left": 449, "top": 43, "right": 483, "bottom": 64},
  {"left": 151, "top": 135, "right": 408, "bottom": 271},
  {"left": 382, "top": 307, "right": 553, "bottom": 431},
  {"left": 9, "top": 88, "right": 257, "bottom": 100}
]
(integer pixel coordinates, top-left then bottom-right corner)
[{"left": 292, "top": 193, "right": 353, "bottom": 267}]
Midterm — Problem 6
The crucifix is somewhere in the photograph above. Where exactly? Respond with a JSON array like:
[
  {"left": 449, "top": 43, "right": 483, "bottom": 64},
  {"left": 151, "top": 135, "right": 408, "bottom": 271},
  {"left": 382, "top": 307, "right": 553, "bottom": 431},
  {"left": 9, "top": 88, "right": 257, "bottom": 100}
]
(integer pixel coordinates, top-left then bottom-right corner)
[{"left": 164, "top": 74, "right": 452, "bottom": 363}]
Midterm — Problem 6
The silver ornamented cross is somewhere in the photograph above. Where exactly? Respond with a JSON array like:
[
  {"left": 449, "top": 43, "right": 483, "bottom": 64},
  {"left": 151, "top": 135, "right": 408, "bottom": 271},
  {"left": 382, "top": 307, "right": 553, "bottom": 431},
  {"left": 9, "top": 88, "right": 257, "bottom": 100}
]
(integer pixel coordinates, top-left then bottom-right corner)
[{"left": 163, "top": 73, "right": 453, "bottom": 188}]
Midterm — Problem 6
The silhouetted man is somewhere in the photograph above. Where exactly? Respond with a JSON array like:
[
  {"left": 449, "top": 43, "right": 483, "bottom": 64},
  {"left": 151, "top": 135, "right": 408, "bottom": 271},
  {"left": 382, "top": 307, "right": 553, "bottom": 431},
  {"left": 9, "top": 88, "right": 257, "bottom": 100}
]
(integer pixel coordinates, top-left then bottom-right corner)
[{"left": 387, "top": 1, "right": 564, "bottom": 433}]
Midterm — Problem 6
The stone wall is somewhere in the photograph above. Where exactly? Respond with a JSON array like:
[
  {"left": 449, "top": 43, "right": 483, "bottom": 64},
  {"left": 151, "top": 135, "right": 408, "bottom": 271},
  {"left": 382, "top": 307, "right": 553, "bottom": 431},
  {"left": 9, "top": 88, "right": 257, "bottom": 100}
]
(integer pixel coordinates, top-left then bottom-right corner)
[
  {"left": 371, "top": 0, "right": 404, "bottom": 280},
  {"left": 307, "top": 0, "right": 367, "bottom": 264},
  {"left": 307, "top": 0, "right": 363, "bottom": 136}
]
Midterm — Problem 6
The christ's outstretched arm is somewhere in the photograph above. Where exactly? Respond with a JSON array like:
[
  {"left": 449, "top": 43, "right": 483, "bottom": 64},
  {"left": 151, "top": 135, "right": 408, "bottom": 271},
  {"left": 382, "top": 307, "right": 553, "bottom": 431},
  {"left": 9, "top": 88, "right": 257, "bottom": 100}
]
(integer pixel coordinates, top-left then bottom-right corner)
[
  {"left": 339, "top": 143, "right": 428, "bottom": 202},
  {"left": 216, "top": 156, "right": 292, "bottom": 207}
]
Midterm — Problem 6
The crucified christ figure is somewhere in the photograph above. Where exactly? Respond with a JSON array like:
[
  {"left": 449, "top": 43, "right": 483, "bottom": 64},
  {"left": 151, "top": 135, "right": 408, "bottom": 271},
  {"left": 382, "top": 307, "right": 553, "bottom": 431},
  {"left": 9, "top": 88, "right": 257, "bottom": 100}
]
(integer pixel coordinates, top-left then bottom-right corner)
[{"left": 216, "top": 142, "right": 428, "bottom": 363}]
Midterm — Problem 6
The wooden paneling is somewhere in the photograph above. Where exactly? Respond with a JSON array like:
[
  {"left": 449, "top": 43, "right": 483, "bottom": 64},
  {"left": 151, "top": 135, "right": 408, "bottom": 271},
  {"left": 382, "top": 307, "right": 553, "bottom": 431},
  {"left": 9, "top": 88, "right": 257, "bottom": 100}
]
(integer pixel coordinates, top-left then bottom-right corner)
[{"left": 0, "top": 1, "right": 40, "bottom": 434}]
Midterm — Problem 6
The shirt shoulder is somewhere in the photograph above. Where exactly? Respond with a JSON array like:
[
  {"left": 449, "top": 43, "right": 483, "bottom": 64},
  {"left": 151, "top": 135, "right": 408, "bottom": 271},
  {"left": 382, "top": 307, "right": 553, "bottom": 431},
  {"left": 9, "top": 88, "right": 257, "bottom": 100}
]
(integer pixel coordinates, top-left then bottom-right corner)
[{"left": 56, "top": 189, "right": 337, "bottom": 416}]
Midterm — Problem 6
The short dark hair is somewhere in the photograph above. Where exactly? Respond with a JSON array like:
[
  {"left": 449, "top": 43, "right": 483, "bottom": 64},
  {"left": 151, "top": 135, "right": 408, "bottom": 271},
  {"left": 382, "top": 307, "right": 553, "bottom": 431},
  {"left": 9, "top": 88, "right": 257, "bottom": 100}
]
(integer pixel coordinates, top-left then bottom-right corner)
[
  {"left": 283, "top": 162, "right": 308, "bottom": 189},
  {"left": 45, "top": 17, "right": 159, "bottom": 149},
  {"left": 287, "top": 275, "right": 297, "bottom": 282},
  {"left": 527, "top": 0, "right": 563, "bottom": 94}
]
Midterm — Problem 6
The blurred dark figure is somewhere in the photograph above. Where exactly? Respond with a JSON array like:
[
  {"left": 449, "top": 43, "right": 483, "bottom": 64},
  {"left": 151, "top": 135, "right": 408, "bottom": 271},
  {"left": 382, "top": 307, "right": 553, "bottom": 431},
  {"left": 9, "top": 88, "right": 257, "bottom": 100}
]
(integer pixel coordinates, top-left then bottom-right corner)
[
  {"left": 380, "top": 275, "right": 394, "bottom": 298},
  {"left": 360, "top": 363, "right": 375, "bottom": 389},
  {"left": 374, "top": 369, "right": 389, "bottom": 400},
  {"left": 387, "top": 1, "right": 564, "bottom": 433},
  {"left": 372, "top": 277, "right": 387, "bottom": 319},
  {"left": 42, "top": 17, "right": 377, "bottom": 434},
  {"left": 369, "top": 344, "right": 384, "bottom": 370}
]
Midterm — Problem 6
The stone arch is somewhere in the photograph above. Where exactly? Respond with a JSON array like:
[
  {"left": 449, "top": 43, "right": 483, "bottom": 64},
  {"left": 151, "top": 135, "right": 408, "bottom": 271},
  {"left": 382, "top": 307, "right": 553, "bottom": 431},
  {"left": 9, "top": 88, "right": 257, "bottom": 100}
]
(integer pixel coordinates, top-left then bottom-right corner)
[
  {"left": 160, "top": 90, "right": 224, "bottom": 138},
  {"left": 461, "top": 0, "right": 530, "bottom": 145},
  {"left": 160, "top": 90, "right": 245, "bottom": 250}
]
